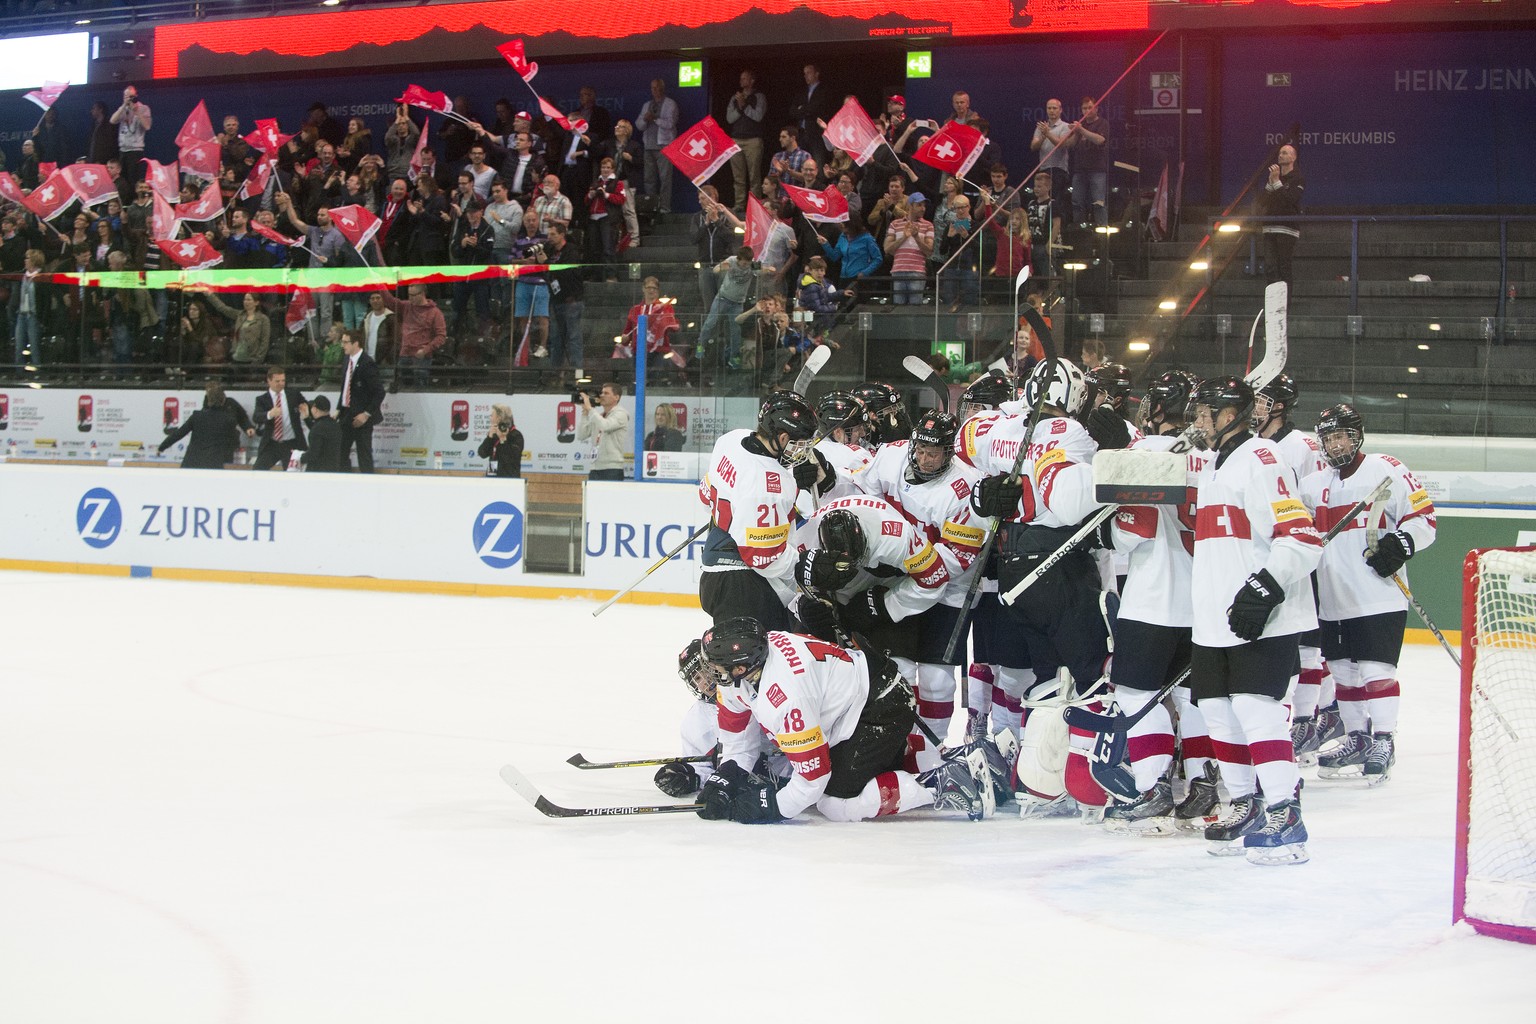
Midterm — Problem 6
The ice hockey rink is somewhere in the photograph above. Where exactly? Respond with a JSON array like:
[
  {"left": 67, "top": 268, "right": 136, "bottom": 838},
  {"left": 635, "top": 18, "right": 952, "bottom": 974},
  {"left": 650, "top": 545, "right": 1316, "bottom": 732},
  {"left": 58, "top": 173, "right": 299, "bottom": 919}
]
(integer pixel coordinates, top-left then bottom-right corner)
[{"left": 1, "top": 569, "right": 1531, "bottom": 1023}]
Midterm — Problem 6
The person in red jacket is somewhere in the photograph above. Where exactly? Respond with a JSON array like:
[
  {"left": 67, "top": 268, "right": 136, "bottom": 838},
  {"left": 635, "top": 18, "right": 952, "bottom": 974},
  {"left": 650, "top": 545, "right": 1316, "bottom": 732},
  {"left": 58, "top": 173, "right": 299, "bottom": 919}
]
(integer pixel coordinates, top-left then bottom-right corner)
[
  {"left": 585, "top": 156, "right": 627, "bottom": 282},
  {"left": 380, "top": 284, "right": 447, "bottom": 389}
]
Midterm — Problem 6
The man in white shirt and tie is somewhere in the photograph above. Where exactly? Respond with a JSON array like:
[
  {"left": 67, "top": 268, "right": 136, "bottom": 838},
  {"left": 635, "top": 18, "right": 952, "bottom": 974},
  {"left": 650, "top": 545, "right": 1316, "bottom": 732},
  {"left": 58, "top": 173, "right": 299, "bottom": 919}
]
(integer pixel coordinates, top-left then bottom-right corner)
[
  {"left": 252, "top": 365, "right": 308, "bottom": 471},
  {"left": 336, "top": 331, "right": 384, "bottom": 472}
]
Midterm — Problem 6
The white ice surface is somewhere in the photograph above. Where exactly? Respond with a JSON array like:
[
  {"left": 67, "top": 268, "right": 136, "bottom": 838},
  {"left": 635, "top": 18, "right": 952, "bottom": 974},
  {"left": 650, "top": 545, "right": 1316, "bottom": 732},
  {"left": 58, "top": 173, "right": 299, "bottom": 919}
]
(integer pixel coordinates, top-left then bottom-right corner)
[{"left": 1, "top": 570, "right": 1532, "bottom": 1023}]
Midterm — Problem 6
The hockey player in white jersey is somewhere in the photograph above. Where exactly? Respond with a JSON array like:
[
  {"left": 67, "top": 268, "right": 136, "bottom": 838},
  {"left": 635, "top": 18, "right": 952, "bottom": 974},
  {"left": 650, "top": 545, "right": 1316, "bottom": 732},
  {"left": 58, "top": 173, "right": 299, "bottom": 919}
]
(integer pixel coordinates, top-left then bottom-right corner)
[
  {"left": 652, "top": 639, "right": 721, "bottom": 798},
  {"left": 1300, "top": 403, "right": 1436, "bottom": 784},
  {"left": 852, "top": 410, "right": 986, "bottom": 765},
  {"left": 1085, "top": 362, "right": 1145, "bottom": 593},
  {"left": 1188, "top": 375, "right": 1324, "bottom": 865},
  {"left": 698, "top": 391, "right": 836, "bottom": 630},
  {"left": 850, "top": 381, "right": 913, "bottom": 446},
  {"left": 694, "top": 618, "right": 992, "bottom": 823},
  {"left": 1252, "top": 372, "right": 1337, "bottom": 760},
  {"left": 1097, "top": 370, "right": 1215, "bottom": 835},
  {"left": 813, "top": 391, "right": 874, "bottom": 494}
]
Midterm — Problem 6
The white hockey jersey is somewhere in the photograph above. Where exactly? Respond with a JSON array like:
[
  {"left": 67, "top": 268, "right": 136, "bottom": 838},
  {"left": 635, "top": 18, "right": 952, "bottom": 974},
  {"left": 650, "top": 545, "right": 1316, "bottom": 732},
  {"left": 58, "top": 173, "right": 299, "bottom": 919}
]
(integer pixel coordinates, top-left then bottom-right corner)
[
  {"left": 699, "top": 429, "right": 806, "bottom": 578},
  {"left": 853, "top": 440, "right": 986, "bottom": 607},
  {"left": 1298, "top": 453, "right": 1437, "bottom": 621},
  {"left": 1110, "top": 433, "right": 1212, "bottom": 628},
  {"left": 1269, "top": 424, "right": 1327, "bottom": 483},
  {"left": 1191, "top": 434, "right": 1324, "bottom": 647},
  {"left": 716, "top": 632, "right": 871, "bottom": 819},
  {"left": 955, "top": 410, "right": 1101, "bottom": 529},
  {"left": 793, "top": 493, "right": 952, "bottom": 620}
]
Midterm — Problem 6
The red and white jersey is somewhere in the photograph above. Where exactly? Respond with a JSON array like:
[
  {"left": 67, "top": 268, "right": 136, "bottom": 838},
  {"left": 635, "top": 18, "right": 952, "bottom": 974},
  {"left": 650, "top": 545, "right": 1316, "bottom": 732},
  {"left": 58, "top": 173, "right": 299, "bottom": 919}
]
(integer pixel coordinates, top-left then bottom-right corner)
[
  {"left": 1191, "top": 435, "right": 1324, "bottom": 647},
  {"left": 793, "top": 493, "right": 950, "bottom": 620},
  {"left": 680, "top": 700, "right": 719, "bottom": 787},
  {"left": 699, "top": 429, "right": 804, "bottom": 579},
  {"left": 716, "top": 632, "right": 871, "bottom": 819},
  {"left": 815, "top": 437, "right": 873, "bottom": 501},
  {"left": 1269, "top": 424, "right": 1327, "bottom": 483},
  {"left": 1299, "top": 453, "right": 1437, "bottom": 621},
  {"left": 853, "top": 440, "right": 987, "bottom": 607},
  {"left": 955, "top": 410, "right": 1101, "bottom": 528},
  {"left": 1110, "top": 433, "right": 1212, "bottom": 628}
]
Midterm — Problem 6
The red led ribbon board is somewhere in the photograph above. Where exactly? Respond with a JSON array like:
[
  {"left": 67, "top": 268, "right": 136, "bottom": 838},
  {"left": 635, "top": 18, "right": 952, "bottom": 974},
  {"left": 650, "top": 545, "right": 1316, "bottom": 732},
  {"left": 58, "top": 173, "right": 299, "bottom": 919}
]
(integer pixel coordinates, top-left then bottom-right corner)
[{"left": 153, "top": 0, "right": 1151, "bottom": 79}]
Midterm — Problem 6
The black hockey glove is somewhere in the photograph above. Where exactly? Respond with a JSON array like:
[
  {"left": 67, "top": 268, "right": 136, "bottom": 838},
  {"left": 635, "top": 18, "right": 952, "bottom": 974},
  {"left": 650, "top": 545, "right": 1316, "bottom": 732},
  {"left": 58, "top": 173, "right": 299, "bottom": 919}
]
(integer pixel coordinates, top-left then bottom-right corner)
[
  {"left": 795, "top": 594, "right": 844, "bottom": 643},
  {"left": 1084, "top": 405, "right": 1131, "bottom": 451},
  {"left": 972, "top": 473, "right": 1024, "bottom": 519},
  {"left": 791, "top": 449, "right": 835, "bottom": 494},
  {"left": 797, "top": 549, "right": 858, "bottom": 593},
  {"left": 1365, "top": 530, "right": 1414, "bottom": 578},
  {"left": 697, "top": 760, "right": 749, "bottom": 820},
  {"left": 838, "top": 587, "right": 896, "bottom": 634},
  {"left": 1226, "top": 568, "right": 1285, "bottom": 642},
  {"left": 731, "top": 773, "right": 787, "bottom": 824},
  {"left": 654, "top": 761, "right": 702, "bottom": 798}
]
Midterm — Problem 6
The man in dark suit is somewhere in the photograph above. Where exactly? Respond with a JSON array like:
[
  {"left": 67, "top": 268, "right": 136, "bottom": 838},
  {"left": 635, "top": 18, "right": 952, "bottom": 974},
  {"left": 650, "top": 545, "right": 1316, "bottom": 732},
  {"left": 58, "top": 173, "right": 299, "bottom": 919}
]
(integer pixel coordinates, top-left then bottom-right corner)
[
  {"left": 251, "top": 365, "right": 309, "bottom": 471},
  {"left": 158, "top": 384, "right": 241, "bottom": 469},
  {"left": 301, "top": 395, "right": 342, "bottom": 472},
  {"left": 787, "top": 64, "right": 835, "bottom": 164},
  {"left": 336, "top": 329, "right": 385, "bottom": 472}
]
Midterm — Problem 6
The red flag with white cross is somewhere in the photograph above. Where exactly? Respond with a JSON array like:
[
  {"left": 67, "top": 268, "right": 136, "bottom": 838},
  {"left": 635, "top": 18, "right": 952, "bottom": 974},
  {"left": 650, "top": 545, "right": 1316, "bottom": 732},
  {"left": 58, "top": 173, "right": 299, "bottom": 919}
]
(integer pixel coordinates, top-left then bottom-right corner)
[
  {"left": 158, "top": 236, "right": 223, "bottom": 270},
  {"left": 662, "top": 117, "right": 740, "bottom": 187},
  {"left": 151, "top": 193, "right": 181, "bottom": 241},
  {"left": 143, "top": 159, "right": 181, "bottom": 203},
  {"left": 176, "top": 100, "right": 215, "bottom": 149},
  {"left": 178, "top": 181, "right": 224, "bottom": 223},
  {"left": 396, "top": 85, "right": 454, "bottom": 117},
  {"left": 913, "top": 120, "right": 988, "bottom": 180},
  {"left": 328, "top": 204, "right": 381, "bottom": 252},
  {"left": 244, "top": 119, "right": 294, "bottom": 155},
  {"left": 61, "top": 164, "right": 119, "bottom": 207},
  {"left": 21, "top": 170, "right": 77, "bottom": 221},
  {"left": 497, "top": 39, "right": 538, "bottom": 82},
  {"left": 781, "top": 183, "right": 849, "bottom": 224},
  {"left": 23, "top": 81, "right": 68, "bottom": 112},
  {"left": 823, "top": 98, "right": 884, "bottom": 167},
  {"left": 744, "top": 194, "right": 776, "bottom": 261},
  {"left": 179, "top": 139, "right": 219, "bottom": 182}
]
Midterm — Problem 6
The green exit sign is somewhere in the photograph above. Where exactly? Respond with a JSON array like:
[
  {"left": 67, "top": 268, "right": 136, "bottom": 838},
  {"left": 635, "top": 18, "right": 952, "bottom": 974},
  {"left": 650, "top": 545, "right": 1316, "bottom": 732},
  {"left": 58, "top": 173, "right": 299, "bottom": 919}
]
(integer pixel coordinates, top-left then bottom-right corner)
[
  {"left": 938, "top": 341, "right": 964, "bottom": 365},
  {"left": 906, "top": 52, "right": 932, "bottom": 79},
  {"left": 678, "top": 61, "right": 703, "bottom": 88}
]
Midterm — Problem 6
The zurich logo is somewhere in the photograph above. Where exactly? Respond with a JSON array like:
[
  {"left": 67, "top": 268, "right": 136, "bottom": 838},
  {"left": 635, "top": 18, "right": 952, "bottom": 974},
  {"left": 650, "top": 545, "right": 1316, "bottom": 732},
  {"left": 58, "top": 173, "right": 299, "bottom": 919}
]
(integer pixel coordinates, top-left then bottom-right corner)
[
  {"left": 472, "top": 501, "right": 524, "bottom": 569},
  {"left": 76, "top": 487, "right": 123, "bottom": 549}
]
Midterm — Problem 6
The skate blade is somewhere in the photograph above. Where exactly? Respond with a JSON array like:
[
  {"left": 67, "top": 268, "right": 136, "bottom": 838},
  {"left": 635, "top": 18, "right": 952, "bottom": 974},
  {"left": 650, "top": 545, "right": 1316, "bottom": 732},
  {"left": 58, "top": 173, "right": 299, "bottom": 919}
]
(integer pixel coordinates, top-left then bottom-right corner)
[
  {"left": 1103, "top": 815, "right": 1179, "bottom": 838},
  {"left": 1017, "top": 795, "right": 1077, "bottom": 819},
  {"left": 1246, "top": 843, "right": 1310, "bottom": 866},
  {"left": 1295, "top": 751, "right": 1318, "bottom": 768},
  {"left": 1363, "top": 770, "right": 1393, "bottom": 788},
  {"left": 1206, "top": 837, "right": 1249, "bottom": 857},
  {"left": 1316, "top": 764, "right": 1365, "bottom": 780},
  {"left": 967, "top": 749, "right": 996, "bottom": 820}
]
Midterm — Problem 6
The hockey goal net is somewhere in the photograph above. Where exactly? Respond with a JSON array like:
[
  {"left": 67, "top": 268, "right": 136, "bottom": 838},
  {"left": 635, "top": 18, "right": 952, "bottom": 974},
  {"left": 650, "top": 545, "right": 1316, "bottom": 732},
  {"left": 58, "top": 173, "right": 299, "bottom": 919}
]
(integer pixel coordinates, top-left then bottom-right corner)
[{"left": 1455, "top": 546, "right": 1536, "bottom": 943}]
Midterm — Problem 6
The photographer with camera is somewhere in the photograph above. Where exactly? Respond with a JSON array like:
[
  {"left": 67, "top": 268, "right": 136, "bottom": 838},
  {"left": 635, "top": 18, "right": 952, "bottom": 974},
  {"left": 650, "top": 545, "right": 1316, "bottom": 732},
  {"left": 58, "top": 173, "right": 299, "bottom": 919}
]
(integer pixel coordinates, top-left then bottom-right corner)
[
  {"left": 585, "top": 157, "right": 626, "bottom": 282},
  {"left": 110, "top": 86, "right": 152, "bottom": 184},
  {"left": 577, "top": 381, "right": 631, "bottom": 481},
  {"left": 478, "top": 403, "right": 524, "bottom": 478},
  {"left": 509, "top": 208, "right": 551, "bottom": 362}
]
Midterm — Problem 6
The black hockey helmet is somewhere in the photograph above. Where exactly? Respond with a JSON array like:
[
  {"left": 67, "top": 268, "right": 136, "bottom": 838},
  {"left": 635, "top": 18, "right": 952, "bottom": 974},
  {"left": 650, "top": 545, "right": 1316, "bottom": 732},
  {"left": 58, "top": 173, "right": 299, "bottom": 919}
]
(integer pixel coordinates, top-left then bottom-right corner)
[
  {"left": 1315, "top": 402, "right": 1365, "bottom": 469},
  {"left": 1253, "top": 372, "right": 1299, "bottom": 430},
  {"left": 1086, "top": 362, "right": 1133, "bottom": 412},
  {"left": 1189, "top": 375, "right": 1254, "bottom": 451},
  {"left": 677, "top": 638, "right": 715, "bottom": 703},
  {"left": 851, "top": 381, "right": 912, "bottom": 445},
  {"left": 906, "top": 410, "right": 959, "bottom": 483},
  {"left": 757, "top": 389, "right": 819, "bottom": 446},
  {"left": 815, "top": 390, "right": 871, "bottom": 445},
  {"left": 1138, "top": 369, "right": 1197, "bottom": 432},
  {"left": 960, "top": 370, "right": 1016, "bottom": 414},
  {"left": 700, "top": 617, "right": 770, "bottom": 692},
  {"left": 817, "top": 507, "right": 867, "bottom": 564}
]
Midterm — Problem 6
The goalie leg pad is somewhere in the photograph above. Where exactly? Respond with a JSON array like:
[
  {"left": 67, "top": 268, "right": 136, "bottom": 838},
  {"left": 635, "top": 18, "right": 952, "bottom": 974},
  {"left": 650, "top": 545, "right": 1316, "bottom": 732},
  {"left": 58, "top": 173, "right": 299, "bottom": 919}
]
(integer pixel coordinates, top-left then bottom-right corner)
[{"left": 1016, "top": 703, "right": 1070, "bottom": 801}]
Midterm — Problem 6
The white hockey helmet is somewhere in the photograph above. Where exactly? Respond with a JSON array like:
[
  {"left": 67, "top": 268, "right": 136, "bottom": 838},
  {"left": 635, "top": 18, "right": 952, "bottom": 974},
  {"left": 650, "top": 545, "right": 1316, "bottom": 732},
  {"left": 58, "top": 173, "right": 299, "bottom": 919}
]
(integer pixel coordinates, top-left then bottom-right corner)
[{"left": 1023, "top": 358, "right": 1090, "bottom": 417}]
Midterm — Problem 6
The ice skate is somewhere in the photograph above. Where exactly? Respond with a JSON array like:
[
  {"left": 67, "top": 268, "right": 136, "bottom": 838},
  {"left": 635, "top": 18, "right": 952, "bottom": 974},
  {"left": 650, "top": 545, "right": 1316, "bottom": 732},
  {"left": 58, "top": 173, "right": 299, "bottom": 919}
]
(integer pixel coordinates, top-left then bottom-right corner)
[
  {"left": 1244, "top": 798, "right": 1310, "bottom": 865},
  {"left": 1102, "top": 775, "right": 1177, "bottom": 837},
  {"left": 977, "top": 736, "right": 1016, "bottom": 806},
  {"left": 921, "top": 748, "right": 993, "bottom": 821},
  {"left": 1204, "top": 793, "right": 1264, "bottom": 856},
  {"left": 1312, "top": 702, "right": 1346, "bottom": 749},
  {"left": 1317, "top": 730, "right": 1371, "bottom": 779},
  {"left": 1363, "top": 732, "right": 1396, "bottom": 787},
  {"left": 1174, "top": 761, "right": 1222, "bottom": 833},
  {"left": 1291, "top": 715, "right": 1318, "bottom": 766},
  {"left": 1017, "top": 791, "right": 1078, "bottom": 819}
]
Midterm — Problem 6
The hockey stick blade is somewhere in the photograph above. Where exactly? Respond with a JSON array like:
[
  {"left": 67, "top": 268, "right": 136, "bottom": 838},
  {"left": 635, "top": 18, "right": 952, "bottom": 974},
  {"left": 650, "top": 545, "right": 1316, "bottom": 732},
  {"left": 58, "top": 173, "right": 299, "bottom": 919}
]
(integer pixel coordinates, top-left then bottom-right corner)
[
  {"left": 902, "top": 354, "right": 951, "bottom": 413},
  {"left": 1244, "top": 281, "right": 1289, "bottom": 391},
  {"left": 792, "top": 344, "right": 832, "bottom": 396},
  {"left": 1065, "top": 667, "right": 1193, "bottom": 735},
  {"left": 566, "top": 752, "right": 713, "bottom": 770},
  {"left": 499, "top": 764, "right": 702, "bottom": 817}
]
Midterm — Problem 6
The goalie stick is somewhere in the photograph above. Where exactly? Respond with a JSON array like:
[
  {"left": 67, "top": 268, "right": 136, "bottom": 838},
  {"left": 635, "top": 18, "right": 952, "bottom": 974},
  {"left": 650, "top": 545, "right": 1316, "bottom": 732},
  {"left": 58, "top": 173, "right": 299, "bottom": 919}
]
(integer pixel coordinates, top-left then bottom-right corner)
[
  {"left": 902, "top": 354, "right": 952, "bottom": 413},
  {"left": 500, "top": 764, "right": 702, "bottom": 817},
  {"left": 566, "top": 752, "right": 713, "bottom": 770},
  {"left": 1243, "top": 280, "right": 1289, "bottom": 392}
]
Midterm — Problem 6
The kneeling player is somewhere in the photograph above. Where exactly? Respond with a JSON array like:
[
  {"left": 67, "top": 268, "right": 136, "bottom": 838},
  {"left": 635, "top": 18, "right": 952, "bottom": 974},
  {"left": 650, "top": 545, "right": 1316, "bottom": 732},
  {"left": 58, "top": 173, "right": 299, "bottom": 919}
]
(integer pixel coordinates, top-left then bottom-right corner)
[{"left": 695, "top": 618, "right": 993, "bottom": 823}]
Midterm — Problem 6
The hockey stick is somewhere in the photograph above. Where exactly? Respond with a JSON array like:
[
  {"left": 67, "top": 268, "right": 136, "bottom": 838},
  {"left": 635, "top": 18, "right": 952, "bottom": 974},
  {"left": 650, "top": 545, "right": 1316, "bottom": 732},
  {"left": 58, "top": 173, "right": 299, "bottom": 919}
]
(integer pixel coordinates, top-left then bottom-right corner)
[
  {"left": 591, "top": 522, "right": 710, "bottom": 617},
  {"left": 1065, "top": 666, "right": 1193, "bottom": 735},
  {"left": 792, "top": 342, "right": 832, "bottom": 397},
  {"left": 566, "top": 752, "right": 713, "bottom": 770},
  {"left": 1243, "top": 281, "right": 1288, "bottom": 391},
  {"left": 499, "top": 764, "right": 702, "bottom": 817},
  {"left": 902, "top": 354, "right": 952, "bottom": 414}
]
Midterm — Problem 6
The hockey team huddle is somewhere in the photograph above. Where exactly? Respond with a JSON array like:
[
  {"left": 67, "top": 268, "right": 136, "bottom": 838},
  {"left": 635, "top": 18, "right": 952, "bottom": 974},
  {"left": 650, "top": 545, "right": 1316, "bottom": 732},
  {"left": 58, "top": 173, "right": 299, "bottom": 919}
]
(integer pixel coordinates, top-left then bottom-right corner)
[{"left": 662, "top": 357, "right": 1435, "bottom": 867}]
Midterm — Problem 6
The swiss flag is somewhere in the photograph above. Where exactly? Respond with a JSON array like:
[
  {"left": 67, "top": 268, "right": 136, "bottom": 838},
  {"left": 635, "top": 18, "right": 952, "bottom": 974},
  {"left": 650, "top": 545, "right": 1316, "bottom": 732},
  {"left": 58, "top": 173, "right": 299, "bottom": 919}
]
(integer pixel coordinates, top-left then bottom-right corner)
[
  {"left": 913, "top": 120, "right": 988, "bottom": 180},
  {"left": 537, "top": 96, "right": 587, "bottom": 137},
  {"left": 179, "top": 140, "right": 219, "bottom": 182},
  {"left": 178, "top": 181, "right": 224, "bottom": 223},
  {"left": 497, "top": 39, "right": 538, "bottom": 82},
  {"left": 0, "top": 171, "right": 28, "bottom": 205},
  {"left": 176, "top": 100, "right": 214, "bottom": 149},
  {"left": 237, "top": 155, "right": 277, "bottom": 202},
  {"left": 61, "top": 164, "right": 119, "bottom": 207},
  {"left": 151, "top": 192, "right": 181, "bottom": 241},
  {"left": 251, "top": 220, "right": 301, "bottom": 248},
  {"left": 158, "top": 236, "right": 223, "bottom": 270},
  {"left": 244, "top": 119, "right": 294, "bottom": 155},
  {"left": 328, "top": 204, "right": 381, "bottom": 252},
  {"left": 744, "top": 194, "right": 776, "bottom": 261},
  {"left": 823, "top": 98, "right": 884, "bottom": 166},
  {"left": 285, "top": 288, "right": 316, "bottom": 334},
  {"left": 21, "top": 169, "right": 77, "bottom": 222},
  {"left": 143, "top": 159, "right": 181, "bottom": 203},
  {"left": 662, "top": 117, "right": 739, "bottom": 186},
  {"left": 396, "top": 85, "right": 454, "bottom": 116},
  {"left": 23, "top": 81, "right": 68, "bottom": 112},
  {"left": 782, "top": 183, "right": 849, "bottom": 224}
]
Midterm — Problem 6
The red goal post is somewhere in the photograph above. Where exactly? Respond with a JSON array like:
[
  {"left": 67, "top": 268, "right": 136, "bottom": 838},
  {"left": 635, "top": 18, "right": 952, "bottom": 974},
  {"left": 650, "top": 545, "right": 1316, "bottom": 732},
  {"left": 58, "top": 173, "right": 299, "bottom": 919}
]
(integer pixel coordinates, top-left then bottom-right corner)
[{"left": 1455, "top": 546, "right": 1536, "bottom": 943}]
